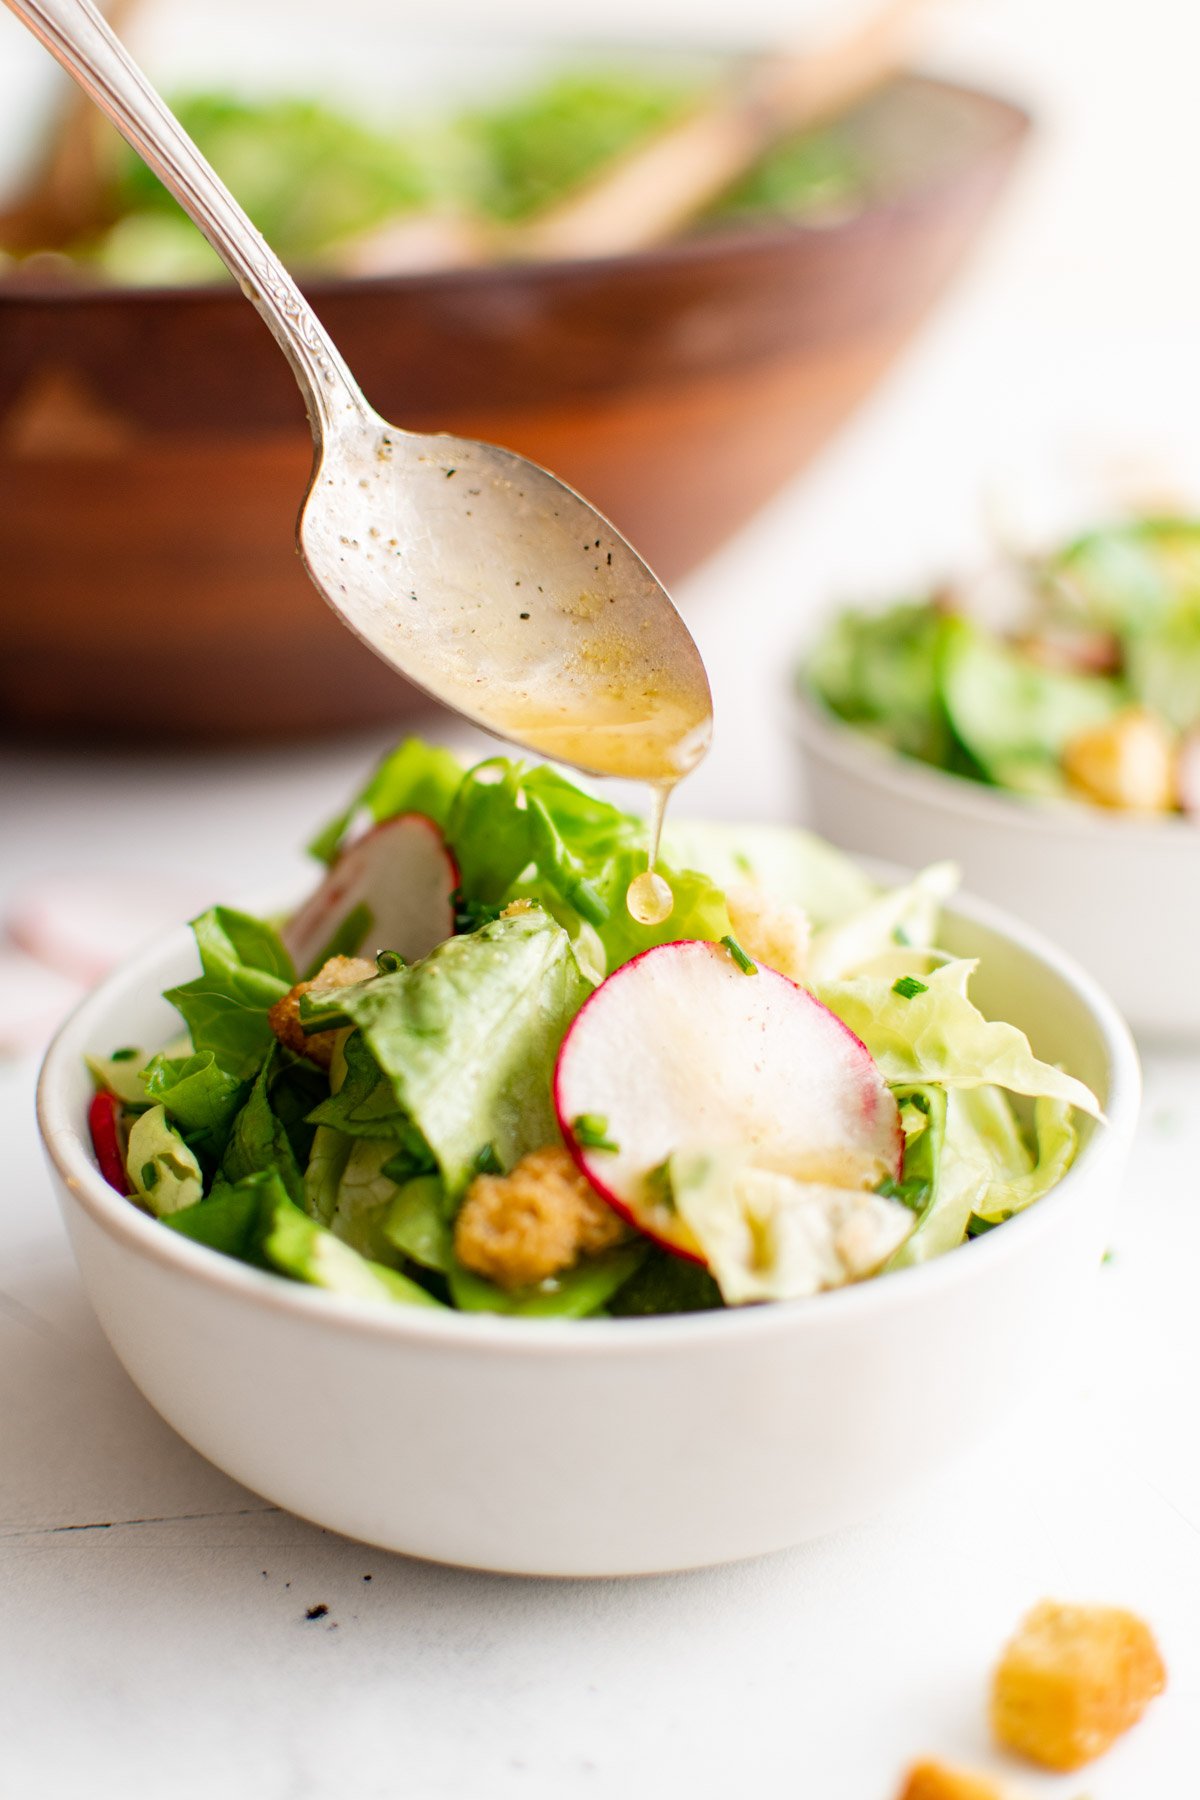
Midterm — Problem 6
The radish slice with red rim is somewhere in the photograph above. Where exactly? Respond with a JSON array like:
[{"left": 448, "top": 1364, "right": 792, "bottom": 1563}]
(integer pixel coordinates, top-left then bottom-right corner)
[
  {"left": 283, "top": 813, "right": 458, "bottom": 977},
  {"left": 554, "top": 938, "right": 902, "bottom": 1262}
]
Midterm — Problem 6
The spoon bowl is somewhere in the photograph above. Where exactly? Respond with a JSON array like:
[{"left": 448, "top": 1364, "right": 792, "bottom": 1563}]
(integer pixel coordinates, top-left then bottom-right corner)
[
  {"left": 9, "top": 0, "right": 712, "bottom": 786},
  {"left": 301, "top": 415, "right": 712, "bottom": 781}
]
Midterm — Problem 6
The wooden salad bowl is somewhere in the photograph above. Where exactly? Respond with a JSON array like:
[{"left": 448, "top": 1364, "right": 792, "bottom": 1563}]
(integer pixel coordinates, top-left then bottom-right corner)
[{"left": 0, "top": 74, "right": 1029, "bottom": 741}]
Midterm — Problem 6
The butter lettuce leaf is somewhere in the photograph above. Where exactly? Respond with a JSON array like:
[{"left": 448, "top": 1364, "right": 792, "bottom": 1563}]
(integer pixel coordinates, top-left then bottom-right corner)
[
  {"left": 818, "top": 959, "right": 1102, "bottom": 1119},
  {"left": 661, "top": 820, "right": 877, "bottom": 926},
  {"left": 806, "top": 863, "right": 958, "bottom": 984},
  {"left": 891, "top": 1088, "right": 1077, "bottom": 1266}
]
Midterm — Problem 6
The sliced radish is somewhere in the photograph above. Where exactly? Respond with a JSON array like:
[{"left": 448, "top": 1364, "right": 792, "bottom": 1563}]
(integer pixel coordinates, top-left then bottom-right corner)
[
  {"left": 283, "top": 814, "right": 457, "bottom": 977},
  {"left": 88, "top": 1089, "right": 130, "bottom": 1195},
  {"left": 554, "top": 939, "right": 901, "bottom": 1261}
]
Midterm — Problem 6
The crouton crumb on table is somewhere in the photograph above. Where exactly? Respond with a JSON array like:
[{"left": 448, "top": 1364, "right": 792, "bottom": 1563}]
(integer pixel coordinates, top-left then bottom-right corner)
[
  {"left": 990, "top": 1599, "right": 1166, "bottom": 1771},
  {"left": 895, "top": 1759, "right": 1016, "bottom": 1800}
]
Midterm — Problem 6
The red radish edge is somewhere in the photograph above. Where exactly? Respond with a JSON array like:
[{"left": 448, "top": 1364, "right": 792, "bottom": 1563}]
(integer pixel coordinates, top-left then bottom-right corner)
[
  {"left": 88, "top": 1089, "right": 129, "bottom": 1195},
  {"left": 554, "top": 939, "right": 903, "bottom": 1266},
  {"left": 284, "top": 812, "right": 459, "bottom": 974}
]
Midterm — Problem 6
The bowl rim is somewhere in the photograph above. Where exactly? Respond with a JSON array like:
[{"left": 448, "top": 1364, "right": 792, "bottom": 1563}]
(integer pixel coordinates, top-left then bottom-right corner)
[
  {"left": 37, "top": 869, "right": 1139, "bottom": 1357},
  {"left": 794, "top": 683, "right": 1200, "bottom": 849},
  {"left": 0, "top": 73, "right": 1030, "bottom": 311}
]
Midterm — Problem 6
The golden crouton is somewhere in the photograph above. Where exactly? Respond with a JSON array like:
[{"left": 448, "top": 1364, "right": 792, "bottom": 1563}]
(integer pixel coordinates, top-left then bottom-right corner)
[
  {"left": 1062, "top": 708, "right": 1177, "bottom": 812},
  {"left": 454, "top": 1145, "right": 627, "bottom": 1289},
  {"left": 895, "top": 1760, "right": 1017, "bottom": 1800},
  {"left": 500, "top": 897, "right": 536, "bottom": 918},
  {"left": 991, "top": 1599, "right": 1166, "bottom": 1771},
  {"left": 268, "top": 954, "right": 376, "bottom": 1068},
  {"left": 726, "top": 883, "right": 810, "bottom": 983}
]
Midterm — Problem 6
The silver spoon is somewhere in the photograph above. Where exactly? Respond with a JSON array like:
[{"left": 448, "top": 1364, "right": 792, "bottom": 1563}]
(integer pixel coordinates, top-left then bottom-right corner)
[{"left": 7, "top": 0, "right": 713, "bottom": 789}]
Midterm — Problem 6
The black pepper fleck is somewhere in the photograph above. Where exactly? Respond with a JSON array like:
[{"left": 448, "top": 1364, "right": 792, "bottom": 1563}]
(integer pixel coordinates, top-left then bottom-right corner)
[{"left": 305, "top": 1604, "right": 329, "bottom": 1621}]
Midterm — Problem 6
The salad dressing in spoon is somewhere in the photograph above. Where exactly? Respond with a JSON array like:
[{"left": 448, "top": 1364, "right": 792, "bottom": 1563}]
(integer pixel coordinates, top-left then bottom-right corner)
[{"left": 8, "top": 0, "right": 712, "bottom": 851}]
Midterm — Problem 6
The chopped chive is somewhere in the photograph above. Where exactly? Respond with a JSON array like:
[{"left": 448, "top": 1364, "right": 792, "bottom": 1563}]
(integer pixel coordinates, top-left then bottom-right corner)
[
  {"left": 643, "top": 1160, "right": 676, "bottom": 1212},
  {"left": 110, "top": 1047, "right": 139, "bottom": 1063},
  {"left": 376, "top": 949, "right": 406, "bottom": 974},
  {"left": 573, "top": 1114, "right": 620, "bottom": 1153},
  {"left": 451, "top": 887, "right": 502, "bottom": 934},
  {"left": 721, "top": 934, "right": 757, "bottom": 975},
  {"left": 967, "top": 1212, "right": 1009, "bottom": 1238},
  {"left": 569, "top": 878, "right": 608, "bottom": 928},
  {"left": 892, "top": 975, "right": 928, "bottom": 1000},
  {"left": 140, "top": 1161, "right": 159, "bottom": 1190},
  {"left": 297, "top": 991, "right": 353, "bottom": 1034},
  {"left": 473, "top": 1143, "right": 503, "bottom": 1177},
  {"left": 892, "top": 924, "right": 912, "bottom": 946},
  {"left": 900, "top": 1090, "right": 931, "bottom": 1113},
  {"left": 876, "top": 1174, "right": 930, "bottom": 1212}
]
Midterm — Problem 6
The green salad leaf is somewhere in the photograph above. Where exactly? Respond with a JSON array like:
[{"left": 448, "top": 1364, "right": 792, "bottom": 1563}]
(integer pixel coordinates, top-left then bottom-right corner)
[
  {"left": 459, "top": 69, "right": 694, "bottom": 223},
  {"left": 446, "top": 1242, "right": 647, "bottom": 1318},
  {"left": 382, "top": 1175, "right": 453, "bottom": 1273},
  {"left": 335, "top": 906, "right": 591, "bottom": 1198},
  {"left": 939, "top": 617, "right": 1121, "bottom": 795},
  {"left": 1047, "top": 517, "right": 1200, "bottom": 635},
  {"left": 164, "top": 1177, "right": 272, "bottom": 1261},
  {"left": 112, "top": 94, "right": 430, "bottom": 269},
  {"left": 263, "top": 1184, "right": 443, "bottom": 1308},
  {"left": 165, "top": 907, "right": 294, "bottom": 1081},
  {"left": 309, "top": 738, "right": 464, "bottom": 865},
  {"left": 807, "top": 599, "right": 955, "bottom": 764},
  {"left": 217, "top": 1047, "right": 324, "bottom": 1204},
  {"left": 140, "top": 1050, "right": 249, "bottom": 1160}
]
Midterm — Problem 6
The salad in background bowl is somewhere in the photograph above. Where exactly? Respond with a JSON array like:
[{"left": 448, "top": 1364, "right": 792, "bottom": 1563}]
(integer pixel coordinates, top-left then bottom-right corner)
[
  {"left": 806, "top": 517, "right": 1200, "bottom": 817},
  {"left": 796, "top": 518, "right": 1200, "bottom": 1040}
]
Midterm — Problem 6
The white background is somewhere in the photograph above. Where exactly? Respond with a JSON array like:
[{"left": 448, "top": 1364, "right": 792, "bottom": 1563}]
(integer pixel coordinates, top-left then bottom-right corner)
[{"left": 2, "top": 1, "right": 1199, "bottom": 1795}]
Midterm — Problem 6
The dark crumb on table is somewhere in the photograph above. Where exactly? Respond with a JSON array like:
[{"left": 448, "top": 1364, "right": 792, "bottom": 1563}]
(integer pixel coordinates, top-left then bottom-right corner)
[
  {"left": 363, "top": 1574, "right": 372, "bottom": 1582},
  {"left": 304, "top": 1603, "right": 329, "bottom": 1621}
]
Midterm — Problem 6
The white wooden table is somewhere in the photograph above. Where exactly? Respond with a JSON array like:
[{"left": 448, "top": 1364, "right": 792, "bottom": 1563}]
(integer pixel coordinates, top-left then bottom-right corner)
[{"left": 4, "top": 0, "right": 1200, "bottom": 1789}]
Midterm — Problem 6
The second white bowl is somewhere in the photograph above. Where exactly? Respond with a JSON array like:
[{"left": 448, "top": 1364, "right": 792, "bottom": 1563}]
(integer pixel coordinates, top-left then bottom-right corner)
[{"left": 795, "top": 692, "right": 1200, "bottom": 1041}]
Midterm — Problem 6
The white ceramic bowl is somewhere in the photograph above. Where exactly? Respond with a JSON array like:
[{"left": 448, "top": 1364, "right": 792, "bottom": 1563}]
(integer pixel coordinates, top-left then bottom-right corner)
[
  {"left": 38, "top": 885, "right": 1138, "bottom": 1577},
  {"left": 795, "top": 691, "right": 1200, "bottom": 1042}
]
